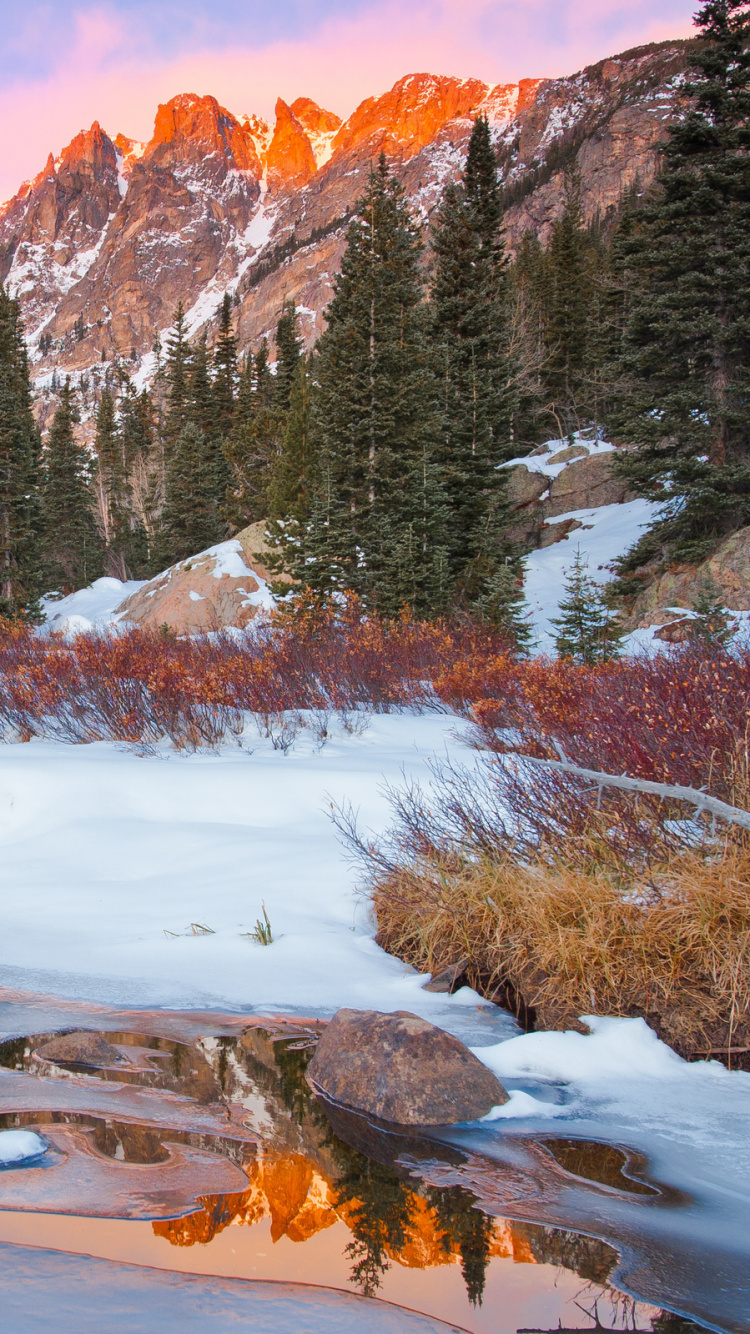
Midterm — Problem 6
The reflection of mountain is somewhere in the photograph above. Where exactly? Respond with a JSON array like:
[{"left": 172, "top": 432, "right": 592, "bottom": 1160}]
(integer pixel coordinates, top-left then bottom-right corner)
[{"left": 152, "top": 1150, "right": 537, "bottom": 1265}]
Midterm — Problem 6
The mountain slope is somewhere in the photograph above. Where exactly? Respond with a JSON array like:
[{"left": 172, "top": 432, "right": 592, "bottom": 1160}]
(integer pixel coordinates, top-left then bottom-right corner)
[{"left": 0, "top": 39, "right": 688, "bottom": 391}]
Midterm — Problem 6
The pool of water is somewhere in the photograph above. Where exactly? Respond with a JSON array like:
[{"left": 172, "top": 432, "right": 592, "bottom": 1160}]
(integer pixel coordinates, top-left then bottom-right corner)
[{"left": 0, "top": 989, "right": 736, "bottom": 1334}]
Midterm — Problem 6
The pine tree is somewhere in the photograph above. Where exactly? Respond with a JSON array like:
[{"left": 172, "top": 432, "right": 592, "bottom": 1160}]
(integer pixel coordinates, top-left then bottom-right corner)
[
  {"left": 689, "top": 570, "right": 732, "bottom": 643},
  {"left": 430, "top": 118, "right": 517, "bottom": 607},
  {"left": 0, "top": 287, "right": 42, "bottom": 619},
  {"left": 301, "top": 154, "right": 446, "bottom": 614},
  {"left": 163, "top": 302, "right": 191, "bottom": 453},
  {"left": 273, "top": 301, "right": 302, "bottom": 413},
  {"left": 41, "top": 382, "right": 103, "bottom": 592},
  {"left": 543, "top": 171, "right": 591, "bottom": 430},
  {"left": 552, "top": 550, "right": 620, "bottom": 664},
  {"left": 118, "top": 384, "right": 156, "bottom": 576},
  {"left": 160, "top": 422, "right": 226, "bottom": 564},
  {"left": 187, "top": 335, "right": 215, "bottom": 439},
  {"left": 213, "top": 293, "right": 238, "bottom": 439},
  {"left": 611, "top": 0, "right": 750, "bottom": 571},
  {"left": 92, "top": 387, "right": 130, "bottom": 580},
  {"left": 475, "top": 562, "right": 533, "bottom": 654},
  {"left": 223, "top": 342, "right": 280, "bottom": 528},
  {"left": 267, "top": 355, "right": 314, "bottom": 523}
]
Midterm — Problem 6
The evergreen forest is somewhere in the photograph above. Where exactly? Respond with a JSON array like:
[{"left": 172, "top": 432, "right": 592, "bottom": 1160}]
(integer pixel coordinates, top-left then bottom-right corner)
[{"left": 1, "top": 0, "right": 748, "bottom": 648}]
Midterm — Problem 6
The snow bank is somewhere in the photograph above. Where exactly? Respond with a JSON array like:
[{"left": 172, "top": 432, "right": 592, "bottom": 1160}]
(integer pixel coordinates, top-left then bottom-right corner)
[
  {"left": 523, "top": 499, "right": 661, "bottom": 653},
  {"left": 0, "top": 714, "right": 512, "bottom": 1046},
  {"left": 40, "top": 578, "right": 145, "bottom": 636},
  {"left": 0, "top": 1130, "right": 47, "bottom": 1164},
  {"left": 0, "top": 1245, "right": 467, "bottom": 1334},
  {"left": 473, "top": 1015, "right": 750, "bottom": 1198}
]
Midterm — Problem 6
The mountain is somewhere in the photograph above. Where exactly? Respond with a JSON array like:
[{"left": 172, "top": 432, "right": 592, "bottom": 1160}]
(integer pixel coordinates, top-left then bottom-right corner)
[{"left": 0, "top": 39, "right": 688, "bottom": 393}]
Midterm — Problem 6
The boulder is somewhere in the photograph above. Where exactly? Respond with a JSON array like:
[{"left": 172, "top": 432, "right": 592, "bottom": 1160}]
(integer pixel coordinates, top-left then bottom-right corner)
[
  {"left": 113, "top": 523, "right": 290, "bottom": 634},
  {"left": 539, "top": 516, "right": 583, "bottom": 547},
  {"left": 306, "top": 1008, "right": 508, "bottom": 1125},
  {"left": 36, "top": 1031, "right": 124, "bottom": 1067},
  {"left": 504, "top": 464, "right": 549, "bottom": 511},
  {"left": 546, "top": 453, "right": 630, "bottom": 517},
  {"left": 546, "top": 444, "right": 588, "bottom": 465}
]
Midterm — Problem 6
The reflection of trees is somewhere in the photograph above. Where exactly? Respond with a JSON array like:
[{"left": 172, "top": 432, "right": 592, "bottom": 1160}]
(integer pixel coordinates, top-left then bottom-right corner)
[
  {"left": 427, "top": 1184, "right": 493, "bottom": 1307},
  {"left": 332, "top": 1150, "right": 413, "bottom": 1297}
]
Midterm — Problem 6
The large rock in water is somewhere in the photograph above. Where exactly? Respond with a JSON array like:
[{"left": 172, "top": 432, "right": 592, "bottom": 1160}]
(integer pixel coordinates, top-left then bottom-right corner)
[{"left": 307, "top": 1008, "right": 508, "bottom": 1125}]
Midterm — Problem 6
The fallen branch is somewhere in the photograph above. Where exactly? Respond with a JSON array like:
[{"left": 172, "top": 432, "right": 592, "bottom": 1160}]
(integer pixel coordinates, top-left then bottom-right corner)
[{"left": 510, "top": 753, "right": 750, "bottom": 833}]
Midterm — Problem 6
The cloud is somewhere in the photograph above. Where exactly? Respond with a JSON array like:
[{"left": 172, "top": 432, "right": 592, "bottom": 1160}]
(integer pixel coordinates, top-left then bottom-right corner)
[{"left": 0, "top": 0, "right": 697, "bottom": 204}]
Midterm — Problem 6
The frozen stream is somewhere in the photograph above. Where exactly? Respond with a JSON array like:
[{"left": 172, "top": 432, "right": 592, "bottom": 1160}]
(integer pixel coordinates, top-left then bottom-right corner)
[{"left": 0, "top": 719, "right": 748, "bottom": 1327}]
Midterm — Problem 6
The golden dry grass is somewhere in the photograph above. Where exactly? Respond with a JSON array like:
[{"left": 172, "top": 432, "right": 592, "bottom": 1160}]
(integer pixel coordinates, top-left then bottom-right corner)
[{"left": 373, "top": 840, "right": 750, "bottom": 1061}]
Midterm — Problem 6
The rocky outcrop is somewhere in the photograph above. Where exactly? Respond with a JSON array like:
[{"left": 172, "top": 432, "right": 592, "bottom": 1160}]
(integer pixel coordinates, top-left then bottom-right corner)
[
  {"left": 629, "top": 525, "right": 750, "bottom": 633},
  {"left": 504, "top": 442, "right": 631, "bottom": 550},
  {"left": 266, "top": 99, "right": 317, "bottom": 190},
  {"left": 114, "top": 532, "right": 275, "bottom": 633},
  {"left": 306, "top": 1008, "right": 508, "bottom": 1125},
  {"left": 0, "top": 40, "right": 689, "bottom": 391},
  {"left": 546, "top": 453, "right": 631, "bottom": 517}
]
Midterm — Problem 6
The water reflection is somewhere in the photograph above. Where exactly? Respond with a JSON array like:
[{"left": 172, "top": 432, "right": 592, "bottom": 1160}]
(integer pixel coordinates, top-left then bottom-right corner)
[{"left": 0, "top": 1022, "right": 716, "bottom": 1330}]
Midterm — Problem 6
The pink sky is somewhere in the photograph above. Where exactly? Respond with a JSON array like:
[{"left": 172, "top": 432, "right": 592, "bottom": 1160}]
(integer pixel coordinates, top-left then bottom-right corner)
[{"left": 0, "top": 0, "right": 697, "bottom": 203}]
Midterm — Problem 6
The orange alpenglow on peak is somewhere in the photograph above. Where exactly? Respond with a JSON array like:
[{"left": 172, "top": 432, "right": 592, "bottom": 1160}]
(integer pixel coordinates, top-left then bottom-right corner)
[
  {"left": 266, "top": 97, "right": 317, "bottom": 190},
  {"left": 57, "top": 122, "right": 117, "bottom": 175},
  {"left": 331, "top": 73, "right": 488, "bottom": 159},
  {"left": 290, "top": 97, "right": 342, "bottom": 137},
  {"left": 146, "top": 92, "right": 262, "bottom": 176}
]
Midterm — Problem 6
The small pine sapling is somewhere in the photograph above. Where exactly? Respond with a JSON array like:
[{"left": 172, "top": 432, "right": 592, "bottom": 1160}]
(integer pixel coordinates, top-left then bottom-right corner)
[
  {"left": 474, "top": 563, "right": 534, "bottom": 656},
  {"left": 689, "top": 571, "right": 732, "bottom": 644},
  {"left": 552, "top": 549, "right": 621, "bottom": 665}
]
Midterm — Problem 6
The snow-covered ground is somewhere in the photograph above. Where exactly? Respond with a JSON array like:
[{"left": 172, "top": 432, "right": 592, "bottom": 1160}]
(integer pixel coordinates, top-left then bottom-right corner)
[
  {"left": 523, "top": 498, "right": 661, "bottom": 653},
  {"left": 41, "top": 578, "right": 145, "bottom": 636},
  {"left": 0, "top": 712, "right": 507, "bottom": 1040}
]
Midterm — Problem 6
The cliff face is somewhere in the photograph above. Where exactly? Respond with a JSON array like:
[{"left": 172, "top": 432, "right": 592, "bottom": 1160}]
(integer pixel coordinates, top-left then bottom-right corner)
[{"left": 0, "top": 39, "right": 688, "bottom": 386}]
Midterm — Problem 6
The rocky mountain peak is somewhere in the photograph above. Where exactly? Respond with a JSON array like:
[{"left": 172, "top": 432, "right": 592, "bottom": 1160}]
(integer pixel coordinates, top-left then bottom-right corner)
[
  {"left": 113, "top": 134, "right": 146, "bottom": 178},
  {"left": 56, "top": 122, "right": 117, "bottom": 179},
  {"left": 332, "top": 72, "right": 491, "bottom": 160},
  {"left": 289, "top": 97, "right": 342, "bottom": 168},
  {"left": 0, "top": 40, "right": 690, "bottom": 402},
  {"left": 146, "top": 92, "right": 262, "bottom": 177},
  {"left": 266, "top": 98, "right": 317, "bottom": 191}
]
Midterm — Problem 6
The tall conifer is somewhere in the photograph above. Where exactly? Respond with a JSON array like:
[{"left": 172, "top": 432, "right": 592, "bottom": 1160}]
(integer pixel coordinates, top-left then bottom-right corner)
[
  {"left": 163, "top": 302, "right": 191, "bottom": 453},
  {"left": 430, "top": 117, "right": 516, "bottom": 607},
  {"left": 611, "top": 0, "right": 750, "bottom": 570},
  {"left": 213, "top": 294, "right": 238, "bottom": 438},
  {"left": 92, "top": 387, "right": 130, "bottom": 579},
  {"left": 301, "top": 155, "right": 446, "bottom": 614},
  {"left": 0, "top": 287, "right": 42, "bottom": 618},
  {"left": 41, "top": 382, "right": 103, "bottom": 591}
]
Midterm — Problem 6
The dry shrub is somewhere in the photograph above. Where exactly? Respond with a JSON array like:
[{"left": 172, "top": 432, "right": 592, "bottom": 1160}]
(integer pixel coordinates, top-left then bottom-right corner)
[{"left": 373, "top": 840, "right": 750, "bottom": 1062}]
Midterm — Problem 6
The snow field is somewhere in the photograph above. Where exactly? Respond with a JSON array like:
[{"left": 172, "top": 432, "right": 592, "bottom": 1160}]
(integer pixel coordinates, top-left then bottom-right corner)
[{"left": 0, "top": 713, "right": 495, "bottom": 1026}]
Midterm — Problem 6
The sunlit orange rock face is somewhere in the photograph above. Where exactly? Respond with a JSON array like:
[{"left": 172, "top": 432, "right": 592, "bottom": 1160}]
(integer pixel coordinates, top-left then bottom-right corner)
[
  {"left": 291, "top": 97, "right": 343, "bottom": 138},
  {"left": 0, "top": 42, "right": 687, "bottom": 382},
  {"left": 146, "top": 93, "right": 262, "bottom": 177},
  {"left": 331, "top": 73, "right": 488, "bottom": 161},
  {"left": 266, "top": 99, "right": 317, "bottom": 191}
]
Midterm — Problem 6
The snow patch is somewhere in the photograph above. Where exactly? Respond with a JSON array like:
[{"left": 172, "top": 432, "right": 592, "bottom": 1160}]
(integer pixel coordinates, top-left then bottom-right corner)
[
  {"left": 0, "top": 1130, "right": 47, "bottom": 1164},
  {"left": 40, "top": 578, "right": 146, "bottom": 636}
]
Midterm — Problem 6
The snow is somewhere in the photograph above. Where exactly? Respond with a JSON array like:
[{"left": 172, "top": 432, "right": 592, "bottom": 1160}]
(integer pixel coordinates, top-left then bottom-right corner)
[
  {"left": 0, "top": 1247, "right": 466, "bottom": 1333},
  {"left": 40, "top": 578, "right": 145, "bottom": 636},
  {"left": 0, "top": 714, "right": 512, "bottom": 1046},
  {"left": 471, "top": 1015, "right": 750, "bottom": 1216},
  {"left": 502, "top": 433, "right": 615, "bottom": 481},
  {"left": 0, "top": 1130, "right": 47, "bottom": 1164},
  {"left": 523, "top": 499, "right": 661, "bottom": 653}
]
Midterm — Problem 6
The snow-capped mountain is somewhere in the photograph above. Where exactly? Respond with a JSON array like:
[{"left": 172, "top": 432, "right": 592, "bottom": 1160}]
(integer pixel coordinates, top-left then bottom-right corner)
[{"left": 0, "top": 39, "right": 687, "bottom": 391}]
